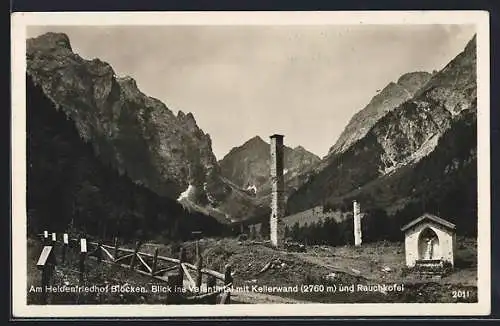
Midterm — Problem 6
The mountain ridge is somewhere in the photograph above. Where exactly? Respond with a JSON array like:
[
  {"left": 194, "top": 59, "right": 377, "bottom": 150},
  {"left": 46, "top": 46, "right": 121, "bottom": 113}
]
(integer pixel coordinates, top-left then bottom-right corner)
[
  {"left": 26, "top": 73, "right": 226, "bottom": 240},
  {"left": 287, "top": 35, "right": 477, "bottom": 229},
  {"left": 219, "top": 135, "right": 320, "bottom": 195},
  {"left": 328, "top": 71, "right": 433, "bottom": 156},
  {"left": 27, "top": 32, "right": 234, "bottom": 214},
  {"left": 26, "top": 31, "right": 478, "bottom": 234}
]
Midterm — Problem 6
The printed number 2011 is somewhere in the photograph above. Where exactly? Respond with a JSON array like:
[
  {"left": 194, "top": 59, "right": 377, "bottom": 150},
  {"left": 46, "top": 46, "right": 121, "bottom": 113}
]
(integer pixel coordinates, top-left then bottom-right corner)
[{"left": 452, "top": 290, "right": 471, "bottom": 299}]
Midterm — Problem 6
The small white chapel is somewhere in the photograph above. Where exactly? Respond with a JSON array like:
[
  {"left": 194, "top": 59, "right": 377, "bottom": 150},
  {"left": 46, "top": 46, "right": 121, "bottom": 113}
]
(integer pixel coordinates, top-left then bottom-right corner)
[{"left": 401, "top": 213, "right": 456, "bottom": 268}]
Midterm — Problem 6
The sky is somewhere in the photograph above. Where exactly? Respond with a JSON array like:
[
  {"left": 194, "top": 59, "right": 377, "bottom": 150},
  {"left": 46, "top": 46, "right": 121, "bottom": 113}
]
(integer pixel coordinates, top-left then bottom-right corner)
[{"left": 27, "top": 25, "right": 475, "bottom": 160}]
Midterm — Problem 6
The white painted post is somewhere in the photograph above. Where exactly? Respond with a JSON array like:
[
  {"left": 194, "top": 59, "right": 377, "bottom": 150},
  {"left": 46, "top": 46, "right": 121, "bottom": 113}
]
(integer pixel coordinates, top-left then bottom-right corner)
[
  {"left": 79, "top": 238, "right": 87, "bottom": 283},
  {"left": 51, "top": 232, "right": 57, "bottom": 248},
  {"left": 43, "top": 230, "right": 49, "bottom": 245},
  {"left": 80, "top": 238, "right": 87, "bottom": 253},
  {"left": 62, "top": 233, "right": 69, "bottom": 264},
  {"left": 353, "top": 200, "right": 362, "bottom": 247}
]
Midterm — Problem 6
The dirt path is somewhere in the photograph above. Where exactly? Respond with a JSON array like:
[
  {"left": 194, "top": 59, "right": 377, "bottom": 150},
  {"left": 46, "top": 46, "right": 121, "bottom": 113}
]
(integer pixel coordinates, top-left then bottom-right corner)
[{"left": 290, "top": 252, "right": 367, "bottom": 279}]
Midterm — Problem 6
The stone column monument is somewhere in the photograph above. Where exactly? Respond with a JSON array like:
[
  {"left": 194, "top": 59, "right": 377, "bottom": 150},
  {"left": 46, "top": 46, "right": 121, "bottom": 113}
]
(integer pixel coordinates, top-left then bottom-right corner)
[
  {"left": 353, "top": 200, "right": 362, "bottom": 246},
  {"left": 270, "top": 134, "right": 285, "bottom": 248}
]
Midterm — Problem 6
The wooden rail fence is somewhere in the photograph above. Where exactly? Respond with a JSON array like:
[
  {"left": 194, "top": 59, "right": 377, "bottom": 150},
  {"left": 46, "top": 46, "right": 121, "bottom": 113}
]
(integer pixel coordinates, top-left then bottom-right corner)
[{"left": 35, "top": 231, "right": 233, "bottom": 305}]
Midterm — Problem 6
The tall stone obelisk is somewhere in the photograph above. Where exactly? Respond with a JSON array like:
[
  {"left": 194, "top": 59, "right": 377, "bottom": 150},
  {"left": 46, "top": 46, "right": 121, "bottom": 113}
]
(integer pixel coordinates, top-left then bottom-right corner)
[
  {"left": 353, "top": 200, "right": 362, "bottom": 246},
  {"left": 270, "top": 134, "right": 285, "bottom": 248}
]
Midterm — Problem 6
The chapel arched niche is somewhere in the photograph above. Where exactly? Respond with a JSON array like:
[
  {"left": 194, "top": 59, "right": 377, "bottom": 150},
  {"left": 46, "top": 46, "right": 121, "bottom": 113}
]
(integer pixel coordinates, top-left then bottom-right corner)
[{"left": 417, "top": 227, "right": 440, "bottom": 260}]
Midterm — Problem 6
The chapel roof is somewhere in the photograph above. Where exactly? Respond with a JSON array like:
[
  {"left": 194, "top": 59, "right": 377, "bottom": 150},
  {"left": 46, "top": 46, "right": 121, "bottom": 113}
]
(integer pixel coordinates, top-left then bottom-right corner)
[{"left": 400, "top": 213, "right": 456, "bottom": 232}]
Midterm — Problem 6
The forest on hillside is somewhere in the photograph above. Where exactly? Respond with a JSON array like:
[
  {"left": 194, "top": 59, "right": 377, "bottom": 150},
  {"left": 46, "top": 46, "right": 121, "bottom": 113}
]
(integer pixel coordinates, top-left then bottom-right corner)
[
  {"left": 246, "top": 208, "right": 400, "bottom": 246},
  {"left": 322, "top": 109, "right": 478, "bottom": 237}
]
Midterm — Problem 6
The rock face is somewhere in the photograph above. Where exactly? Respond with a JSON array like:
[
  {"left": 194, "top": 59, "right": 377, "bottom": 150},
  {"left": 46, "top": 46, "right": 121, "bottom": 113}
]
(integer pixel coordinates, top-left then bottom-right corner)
[
  {"left": 287, "top": 35, "right": 477, "bottom": 233},
  {"left": 27, "top": 32, "right": 229, "bottom": 210},
  {"left": 26, "top": 74, "right": 226, "bottom": 239},
  {"left": 329, "top": 71, "right": 432, "bottom": 155},
  {"left": 219, "top": 136, "right": 320, "bottom": 196}
]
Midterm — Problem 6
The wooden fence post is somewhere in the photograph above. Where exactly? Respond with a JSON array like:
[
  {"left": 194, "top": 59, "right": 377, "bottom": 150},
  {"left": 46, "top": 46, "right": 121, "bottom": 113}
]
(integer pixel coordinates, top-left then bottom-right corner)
[
  {"left": 37, "top": 246, "right": 56, "bottom": 305},
  {"left": 62, "top": 233, "right": 68, "bottom": 264},
  {"left": 223, "top": 264, "right": 233, "bottom": 304},
  {"left": 50, "top": 233, "right": 58, "bottom": 265},
  {"left": 195, "top": 243, "right": 203, "bottom": 289},
  {"left": 113, "top": 237, "right": 119, "bottom": 262},
  {"left": 178, "top": 247, "right": 185, "bottom": 286},
  {"left": 130, "top": 241, "right": 140, "bottom": 270},
  {"left": 96, "top": 241, "right": 103, "bottom": 263},
  {"left": 41, "top": 266, "right": 50, "bottom": 304},
  {"left": 151, "top": 248, "right": 159, "bottom": 277},
  {"left": 166, "top": 271, "right": 182, "bottom": 304},
  {"left": 79, "top": 238, "right": 87, "bottom": 284},
  {"left": 207, "top": 275, "right": 217, "bottom": 304}
]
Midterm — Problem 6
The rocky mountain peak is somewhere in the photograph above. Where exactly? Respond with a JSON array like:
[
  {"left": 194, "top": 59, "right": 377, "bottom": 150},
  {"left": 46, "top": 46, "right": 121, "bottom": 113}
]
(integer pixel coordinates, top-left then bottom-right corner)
[
  {"left": 397, "top": 71, "right": 433, "bottom": 93},
  {"left": 465, "top": 34, "right": 476, "bottom": 53},
  {"left": 177, "top": 111, "right": 199, "bottom": 131},
  {"left": 245, "top": 135, "right": 267, "bottom": 146},
  {"left": 328, "top": 70, "right": 432, "bottom": 155},
  {"left": 287, "top": 35, "right": 477, "bottom": 218},
  {"left": 220, "top": 135, "right": 320, "bottom": 196},
  {"left": 294, "top": 145, "right": 306, "bottom": 152},
  {"left": 27, "top": 32, "right": 73, "bottom": 52},
  {"left": 26, "top": 32, "right": 228, "bottom": 213},
  {"left": 117, "top": 75, "right": 138, "bottom": 87},
  {"left": 414, "top": 34, "right": 476, "bottom": 116}
]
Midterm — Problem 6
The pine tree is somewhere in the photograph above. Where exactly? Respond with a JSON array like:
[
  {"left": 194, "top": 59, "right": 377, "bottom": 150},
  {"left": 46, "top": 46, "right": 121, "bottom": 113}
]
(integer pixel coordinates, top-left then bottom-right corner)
[
  {"left": 284, "top": 225, "right": 290, "bottom": 241},
  {"left": 260, "top": 218, "right": 270, "bottom": 240},
  {"left": 291, "top": 222, "right": 300, "bottom": 241},
  {"left": 249, "top": 225, "right": 256, "bottom": 240}
]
